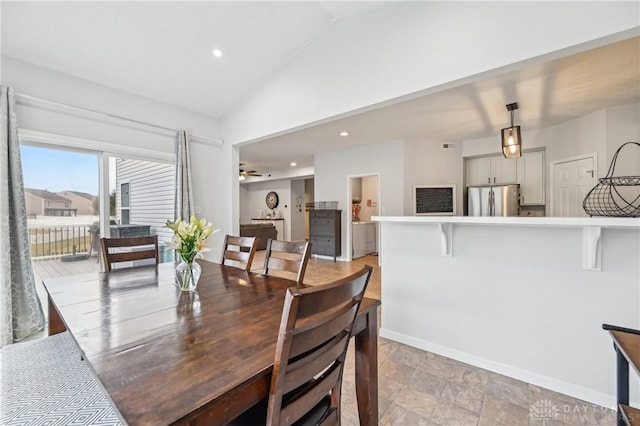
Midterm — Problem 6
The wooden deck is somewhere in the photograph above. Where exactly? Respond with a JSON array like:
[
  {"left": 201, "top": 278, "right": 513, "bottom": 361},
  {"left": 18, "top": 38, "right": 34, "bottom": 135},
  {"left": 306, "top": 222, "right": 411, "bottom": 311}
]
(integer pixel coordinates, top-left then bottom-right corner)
[
  {"left": 33, "top": 256, "right": 100, "bottom": 282},
  {"left": 32, "top": 256, "right": 101, "bottom": 323}
]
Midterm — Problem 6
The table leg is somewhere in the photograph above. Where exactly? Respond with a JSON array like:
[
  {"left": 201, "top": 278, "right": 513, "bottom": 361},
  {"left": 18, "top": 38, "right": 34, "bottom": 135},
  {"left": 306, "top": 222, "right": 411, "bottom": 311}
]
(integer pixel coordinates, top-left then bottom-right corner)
[
  {"left": 355, "top": 309, "right": 378, "bottom": 426},
  {"left": 616, "top": 347, "right": 629, "bottom": 426},
  {"left": 48, "top": 295, "right": 66, "bottom": 335}
]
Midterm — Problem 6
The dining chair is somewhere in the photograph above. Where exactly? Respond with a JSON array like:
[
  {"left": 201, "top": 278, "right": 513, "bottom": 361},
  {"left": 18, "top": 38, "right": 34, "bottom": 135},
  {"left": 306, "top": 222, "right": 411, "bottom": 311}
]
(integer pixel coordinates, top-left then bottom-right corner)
[
  {"left": 100, "top": 235, "right": 159, "bottom": 271},
  {"left": 262, "top": 239, "right": 312, "bottom": 284},
  {"left": 229, "top": 265, "right": 373, "bottom": 426},
  {"left": 221, "top": 234, "right": 258, "bottom": 271}
]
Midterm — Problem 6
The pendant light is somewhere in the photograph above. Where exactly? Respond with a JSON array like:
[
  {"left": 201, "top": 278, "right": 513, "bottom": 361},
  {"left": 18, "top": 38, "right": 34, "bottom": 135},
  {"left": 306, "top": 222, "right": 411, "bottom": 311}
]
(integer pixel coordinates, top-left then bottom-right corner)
[{"left": 501, "top": 102, "right": 522, "bottom": 159}]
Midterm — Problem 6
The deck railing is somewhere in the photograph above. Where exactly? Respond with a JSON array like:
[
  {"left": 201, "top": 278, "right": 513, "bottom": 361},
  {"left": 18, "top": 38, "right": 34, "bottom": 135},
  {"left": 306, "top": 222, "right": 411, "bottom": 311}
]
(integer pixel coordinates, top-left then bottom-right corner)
[{"left": 29, "top": 225, "right": 96, "bottom": 260}]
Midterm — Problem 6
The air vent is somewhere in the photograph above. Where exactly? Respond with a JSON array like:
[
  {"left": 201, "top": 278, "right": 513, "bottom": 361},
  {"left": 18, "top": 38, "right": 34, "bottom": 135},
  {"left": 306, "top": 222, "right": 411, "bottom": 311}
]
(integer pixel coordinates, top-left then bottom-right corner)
[{"left": 442, "top": 143, "right": 456, "bottom": 149}]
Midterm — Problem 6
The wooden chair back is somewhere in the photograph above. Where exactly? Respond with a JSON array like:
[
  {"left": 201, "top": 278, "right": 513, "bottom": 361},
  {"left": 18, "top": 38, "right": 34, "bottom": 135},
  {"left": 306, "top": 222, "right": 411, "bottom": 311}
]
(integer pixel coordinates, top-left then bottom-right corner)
[
  {"left": 100, "top": 235, "right": 159, "bottom": 271},
  {"left": 221, "top": 235, "right": 258, "bottom": 271},
  {"left": 262, "top": 239, "right": 311, "bottom": 284},
  {"left": 267, "top": 265, "right": 373, "bottom": 426}
]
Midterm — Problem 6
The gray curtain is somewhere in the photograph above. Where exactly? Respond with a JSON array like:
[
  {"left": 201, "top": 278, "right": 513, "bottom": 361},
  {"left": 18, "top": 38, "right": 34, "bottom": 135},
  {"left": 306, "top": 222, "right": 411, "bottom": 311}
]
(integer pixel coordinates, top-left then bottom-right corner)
[
  {"left": 0, "top": 86, "right": 45, "bottom": 346},
  {"left": 175, "top": 129, "right": 194, "bottom": 220}
]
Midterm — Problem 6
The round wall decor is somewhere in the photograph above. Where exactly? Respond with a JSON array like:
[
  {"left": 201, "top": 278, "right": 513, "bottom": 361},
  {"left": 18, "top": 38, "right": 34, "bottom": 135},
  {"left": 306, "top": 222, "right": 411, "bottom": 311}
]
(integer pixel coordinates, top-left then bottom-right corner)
[{"left": 266, "top": 191, "right": 279, "bottom": 209}]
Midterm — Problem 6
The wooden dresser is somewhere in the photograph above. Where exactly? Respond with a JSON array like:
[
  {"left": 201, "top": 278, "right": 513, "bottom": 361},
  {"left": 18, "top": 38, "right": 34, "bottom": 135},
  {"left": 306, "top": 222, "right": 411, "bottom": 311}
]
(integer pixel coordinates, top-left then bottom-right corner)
[{"left": 309, "top": 209, "right": 341, "bottom": 261}]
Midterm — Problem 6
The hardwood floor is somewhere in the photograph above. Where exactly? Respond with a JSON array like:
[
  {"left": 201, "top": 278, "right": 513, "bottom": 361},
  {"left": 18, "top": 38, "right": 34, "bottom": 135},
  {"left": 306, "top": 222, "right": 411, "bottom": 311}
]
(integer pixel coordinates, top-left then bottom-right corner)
[{"left": 250, "top": 251, "right": 381, "bottom": 300}]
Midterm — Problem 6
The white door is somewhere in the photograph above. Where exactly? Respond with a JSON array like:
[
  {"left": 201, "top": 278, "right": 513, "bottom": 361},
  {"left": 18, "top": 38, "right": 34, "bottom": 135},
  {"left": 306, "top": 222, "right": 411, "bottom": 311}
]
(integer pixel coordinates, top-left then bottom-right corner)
[{"left": 551, "top": 156, "right": 596, "bottom": 217}]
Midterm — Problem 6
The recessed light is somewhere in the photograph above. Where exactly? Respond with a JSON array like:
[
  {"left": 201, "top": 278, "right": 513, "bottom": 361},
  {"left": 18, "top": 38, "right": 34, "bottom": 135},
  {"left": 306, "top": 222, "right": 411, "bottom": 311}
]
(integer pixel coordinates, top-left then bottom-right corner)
[
  {"left": 290, "top": 162, "right": 297, "bottom": 167},
  {"left": 340, "top": 131, "right": 349, "bottom": 137},
  {"left": 212, "top": 48, "right": 223, "bottom": 58}
]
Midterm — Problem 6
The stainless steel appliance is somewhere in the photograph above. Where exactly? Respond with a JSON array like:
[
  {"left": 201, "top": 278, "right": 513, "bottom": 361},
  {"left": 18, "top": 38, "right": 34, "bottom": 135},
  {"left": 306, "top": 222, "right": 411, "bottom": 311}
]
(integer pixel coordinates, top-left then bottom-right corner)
[{"left": 467, "top": 184, "right": 520, "bottom": 216}]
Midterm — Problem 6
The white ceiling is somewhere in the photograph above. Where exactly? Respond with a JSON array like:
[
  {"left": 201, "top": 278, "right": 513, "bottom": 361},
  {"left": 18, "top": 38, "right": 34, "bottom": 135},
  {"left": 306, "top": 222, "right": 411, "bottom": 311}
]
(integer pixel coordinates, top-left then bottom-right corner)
[
  {"left": 2, "top": 2, "right": 639, "bottom": 177},
  {"left": 1, "top": 1, "right": 385, "bottom": 117}
]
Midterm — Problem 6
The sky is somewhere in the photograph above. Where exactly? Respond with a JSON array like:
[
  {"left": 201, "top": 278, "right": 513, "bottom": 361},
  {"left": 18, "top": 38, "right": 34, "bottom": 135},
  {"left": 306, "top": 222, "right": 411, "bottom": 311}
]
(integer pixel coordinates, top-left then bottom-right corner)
[{"left": 21, "top": 145, "right": 101, "bottom": 195}]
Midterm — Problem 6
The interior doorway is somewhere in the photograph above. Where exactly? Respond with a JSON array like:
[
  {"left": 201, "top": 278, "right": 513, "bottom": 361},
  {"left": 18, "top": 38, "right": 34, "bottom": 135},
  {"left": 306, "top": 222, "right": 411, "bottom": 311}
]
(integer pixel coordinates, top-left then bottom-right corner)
[
  {"left": 303, "top": 178, "right": 314, "bottom": 240},
  {"left": 550, "top": 153, "right": 597, "bottom": 217},
  {"left": 348, "top": 174, "right": 380, "bottom": 262}
]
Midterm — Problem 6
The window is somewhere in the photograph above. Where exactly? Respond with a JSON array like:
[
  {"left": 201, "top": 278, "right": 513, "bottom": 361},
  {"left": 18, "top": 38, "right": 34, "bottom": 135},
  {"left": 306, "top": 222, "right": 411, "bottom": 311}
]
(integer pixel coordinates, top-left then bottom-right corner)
[{"left": 120, "top": 182, "right": 130, "bottom": 225}]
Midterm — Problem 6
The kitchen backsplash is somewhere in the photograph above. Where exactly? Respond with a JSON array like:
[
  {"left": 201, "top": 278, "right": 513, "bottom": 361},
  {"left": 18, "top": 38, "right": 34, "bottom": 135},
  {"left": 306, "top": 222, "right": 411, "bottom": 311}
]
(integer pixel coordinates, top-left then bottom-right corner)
[{"left": 519, "top": 205, "right": 545, "bottom": 217}]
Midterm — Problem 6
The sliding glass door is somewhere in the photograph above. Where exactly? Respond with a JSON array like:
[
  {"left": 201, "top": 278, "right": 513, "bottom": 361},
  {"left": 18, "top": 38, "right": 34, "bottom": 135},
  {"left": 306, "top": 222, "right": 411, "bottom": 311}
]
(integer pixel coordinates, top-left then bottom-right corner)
[
  {"left": 21, "top": 142, "right": 176, "bottom": 284},
  {"left": 20, "top": 144, "right": 101, "bottom": 314}
]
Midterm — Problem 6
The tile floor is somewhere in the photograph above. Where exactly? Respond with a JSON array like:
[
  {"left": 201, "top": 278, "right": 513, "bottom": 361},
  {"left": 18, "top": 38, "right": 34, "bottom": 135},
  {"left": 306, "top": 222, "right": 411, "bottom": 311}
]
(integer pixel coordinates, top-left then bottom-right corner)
[{"left": 340, "top": 338, "right": 616, "bottom": 426}]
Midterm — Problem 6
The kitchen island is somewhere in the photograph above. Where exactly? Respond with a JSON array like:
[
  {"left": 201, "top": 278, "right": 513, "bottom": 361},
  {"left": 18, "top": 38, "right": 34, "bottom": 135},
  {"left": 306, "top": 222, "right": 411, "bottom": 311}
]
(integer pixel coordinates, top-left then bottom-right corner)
[{"left": 372, "top": 215, "right": 640, "bottom": 407}]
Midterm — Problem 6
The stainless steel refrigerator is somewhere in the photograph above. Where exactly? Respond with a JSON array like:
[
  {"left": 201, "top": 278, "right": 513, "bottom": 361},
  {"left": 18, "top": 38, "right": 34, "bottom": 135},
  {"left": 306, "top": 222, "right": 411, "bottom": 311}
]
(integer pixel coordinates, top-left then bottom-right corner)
[{"left": 467, "top": 184, "right": 520, "bottom": 216}]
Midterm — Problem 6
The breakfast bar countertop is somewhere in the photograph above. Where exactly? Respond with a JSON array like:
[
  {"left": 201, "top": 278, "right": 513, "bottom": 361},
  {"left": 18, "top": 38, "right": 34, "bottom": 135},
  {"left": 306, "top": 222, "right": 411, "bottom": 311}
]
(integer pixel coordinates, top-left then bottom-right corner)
[{"left": 372, "top": 215, "right": 640, "bottom": 229}]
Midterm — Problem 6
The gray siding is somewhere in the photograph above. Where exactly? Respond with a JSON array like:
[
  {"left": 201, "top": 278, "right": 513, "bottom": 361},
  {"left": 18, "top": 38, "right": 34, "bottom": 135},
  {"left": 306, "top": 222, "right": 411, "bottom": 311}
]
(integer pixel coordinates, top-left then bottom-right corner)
[{"left": 116, "top": 158, "right": 175, "bottom": 245}]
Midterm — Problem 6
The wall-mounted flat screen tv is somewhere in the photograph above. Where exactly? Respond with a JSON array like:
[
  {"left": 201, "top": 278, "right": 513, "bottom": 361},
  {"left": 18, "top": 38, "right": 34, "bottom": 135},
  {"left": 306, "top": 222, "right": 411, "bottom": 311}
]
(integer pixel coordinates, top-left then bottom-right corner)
[{"left": 413, "top": 185, "right": 456, "bottom": 216}]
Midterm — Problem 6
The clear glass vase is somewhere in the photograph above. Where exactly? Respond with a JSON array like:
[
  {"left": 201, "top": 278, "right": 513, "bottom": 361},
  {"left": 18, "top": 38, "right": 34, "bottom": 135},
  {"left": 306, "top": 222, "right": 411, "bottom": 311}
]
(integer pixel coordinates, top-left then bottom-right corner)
[{"left": 176, "top": 257, "right": 201, "bottom": 292}]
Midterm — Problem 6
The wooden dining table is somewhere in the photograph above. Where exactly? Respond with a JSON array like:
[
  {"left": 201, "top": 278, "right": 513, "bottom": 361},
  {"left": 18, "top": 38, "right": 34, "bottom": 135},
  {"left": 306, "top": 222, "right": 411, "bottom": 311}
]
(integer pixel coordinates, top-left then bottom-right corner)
[{"left": 44, "top": 260, "right": 380, "bottom": 425}]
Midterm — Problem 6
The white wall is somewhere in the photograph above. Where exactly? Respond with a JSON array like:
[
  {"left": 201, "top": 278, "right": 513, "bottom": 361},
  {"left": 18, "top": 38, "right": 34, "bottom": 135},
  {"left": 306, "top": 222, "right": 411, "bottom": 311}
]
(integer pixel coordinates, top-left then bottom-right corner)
[
  {"left": 239, "top": 184, "right": 251, "bottom": 225},
  {"left": 2, "top": 57, "right": 232, "bottom": 261},
  {"left": 605, "top": 103, "right": 640, "bottom": 176},
  {"left": 222, "top": 2, "right": 639, "bottom": 145},
  {"left": 360, "top": 176, "right": 379, "bottom": 224},
  {"left": 404, "top": 139, "right": 464, "bottom": 215},
  {"left": 4, "top": 57, "right": 219, "bottom": 151},
  {"left": 315, "top": 140, "right": 404, "bottom": 260},
  {"left": 351, "top": 177, "right": 362, "bottom": 202}
]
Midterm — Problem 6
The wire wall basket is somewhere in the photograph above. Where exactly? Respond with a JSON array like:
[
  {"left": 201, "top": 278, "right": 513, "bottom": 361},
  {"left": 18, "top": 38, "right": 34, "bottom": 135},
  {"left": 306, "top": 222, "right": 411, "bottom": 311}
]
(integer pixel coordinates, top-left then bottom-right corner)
[{"left": 582, "top": 142, "right": 640, "bottom": 217}]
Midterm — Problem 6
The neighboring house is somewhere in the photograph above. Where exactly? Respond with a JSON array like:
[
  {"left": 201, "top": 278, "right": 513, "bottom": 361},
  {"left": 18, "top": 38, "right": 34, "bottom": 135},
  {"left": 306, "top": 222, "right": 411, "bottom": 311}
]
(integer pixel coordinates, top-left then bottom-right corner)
[
  {"left": 115, "top": 158, "right": 175, "bottom": 245},
  {"left": 57, "top": 190, "right": 97, "bottom": 216},
  {"left": 24, "top": 188, "right": 76, "bottom": 217}
]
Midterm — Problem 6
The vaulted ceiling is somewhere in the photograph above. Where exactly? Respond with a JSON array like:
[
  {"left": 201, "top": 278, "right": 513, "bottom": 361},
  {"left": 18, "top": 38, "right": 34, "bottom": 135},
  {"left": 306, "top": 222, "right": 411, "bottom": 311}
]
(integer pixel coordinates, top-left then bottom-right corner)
[{"left": 2, "top": 1, "right": 384, "bottom": 117}]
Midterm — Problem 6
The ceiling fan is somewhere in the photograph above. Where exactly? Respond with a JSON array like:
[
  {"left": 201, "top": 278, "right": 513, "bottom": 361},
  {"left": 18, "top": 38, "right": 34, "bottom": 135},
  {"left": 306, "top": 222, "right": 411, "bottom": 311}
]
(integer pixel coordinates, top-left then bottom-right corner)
[{"left": 239, "top": 163, "right": 262, "bottom": 178}]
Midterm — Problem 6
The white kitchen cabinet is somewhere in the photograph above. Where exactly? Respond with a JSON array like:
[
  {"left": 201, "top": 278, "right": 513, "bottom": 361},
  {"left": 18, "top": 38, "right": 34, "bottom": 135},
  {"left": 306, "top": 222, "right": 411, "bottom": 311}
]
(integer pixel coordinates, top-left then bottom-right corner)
[
  {"left": 353, "top": 223, "right": 367, "bottom": 259},
  {"left": 466, "top": 155, "right": 517, "bottom": 186},
  {"left": 365, "top": 223, "right": 376, "bottom": 254},
  {"left": 517, "top": 150, "right": 545, "bottom": 205},
  {"left": 493, "top": 156, "right": 518, "bottom": 184},
  {"left": 353, "top": 222, "right": 376, "bottom": 259},
  {"left": 466, "top": 157, "right": 492, "bottom": 186}
]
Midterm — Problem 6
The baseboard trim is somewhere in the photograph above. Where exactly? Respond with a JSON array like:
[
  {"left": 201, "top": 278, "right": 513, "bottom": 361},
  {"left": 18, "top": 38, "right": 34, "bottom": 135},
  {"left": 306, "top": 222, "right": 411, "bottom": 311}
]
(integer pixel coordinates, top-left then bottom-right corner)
[{"left": 380, "top": 328, "right": 622, "bottom": 410}]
